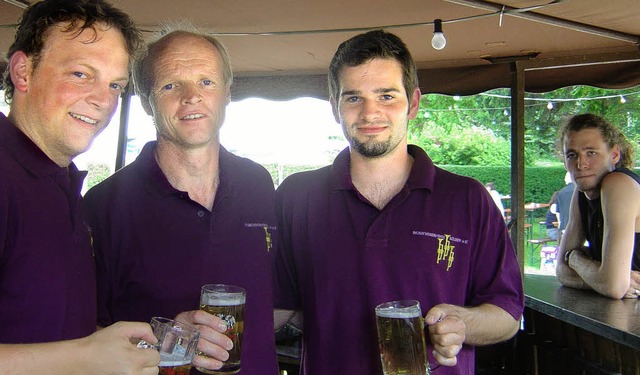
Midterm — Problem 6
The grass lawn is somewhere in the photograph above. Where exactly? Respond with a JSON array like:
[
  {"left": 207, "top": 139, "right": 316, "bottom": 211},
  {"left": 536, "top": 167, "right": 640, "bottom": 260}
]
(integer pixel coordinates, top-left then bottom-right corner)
[{"left": 522, "top": 214, "right": 558, "bottom": 275}]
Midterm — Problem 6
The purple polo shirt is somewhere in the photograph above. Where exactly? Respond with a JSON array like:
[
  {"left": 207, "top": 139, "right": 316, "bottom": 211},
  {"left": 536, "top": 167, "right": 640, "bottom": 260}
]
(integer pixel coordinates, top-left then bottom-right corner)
[
  {"left": 0, "top": 113, "right": 96, "bottom": 343},
  {"left": 274, "top": 145, "right": 524, "bottom": 375},
  {"left": 84, "top": 141, "right": 278, "bottom": 375}
]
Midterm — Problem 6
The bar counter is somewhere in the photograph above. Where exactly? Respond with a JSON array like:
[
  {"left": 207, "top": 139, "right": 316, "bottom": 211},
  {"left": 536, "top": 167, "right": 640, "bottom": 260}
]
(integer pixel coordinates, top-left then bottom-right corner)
[
  {"left": 525, "top": 273, "right": 640, "bottom": 350},
  {"left": 520, "top": 273, "right": 640, "bottom": 374}
]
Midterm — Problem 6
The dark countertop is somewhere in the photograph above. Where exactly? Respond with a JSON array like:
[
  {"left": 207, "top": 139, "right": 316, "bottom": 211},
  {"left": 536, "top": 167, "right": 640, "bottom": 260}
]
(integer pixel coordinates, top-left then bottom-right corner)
[{"left": 524, "top": 273, "right": 640, "bottom": 350}]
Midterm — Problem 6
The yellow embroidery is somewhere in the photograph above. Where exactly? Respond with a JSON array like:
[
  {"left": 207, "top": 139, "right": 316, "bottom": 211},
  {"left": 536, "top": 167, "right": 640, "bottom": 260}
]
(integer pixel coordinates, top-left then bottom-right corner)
[
  {"left": 436, "top": 234, "right": 455, "bottom": 271},
  {"left": 263, "top": 226, "right": 272, "bottom": 252}
]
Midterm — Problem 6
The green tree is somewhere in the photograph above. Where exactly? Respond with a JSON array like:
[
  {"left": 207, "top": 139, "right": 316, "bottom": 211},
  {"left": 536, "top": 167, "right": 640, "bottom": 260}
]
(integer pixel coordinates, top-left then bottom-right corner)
[
  {"left": 409, "top": 85, "right": 640, "bottom": 166},
  {"left": 87, "top": 162, "right": 112, "bottom": 189}
]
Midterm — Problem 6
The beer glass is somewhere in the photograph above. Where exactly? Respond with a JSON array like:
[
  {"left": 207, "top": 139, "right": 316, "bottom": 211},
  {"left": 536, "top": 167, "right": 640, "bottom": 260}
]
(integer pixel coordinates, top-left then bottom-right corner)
[
  {"left": 197, "top": 284, "right": 246, "bottom": 374},
  {"left": 375, "top": 300, "right": 430, "bottom": 375},
  {"left": 137, "top": 317, "right": 200, "bottom": 375}
]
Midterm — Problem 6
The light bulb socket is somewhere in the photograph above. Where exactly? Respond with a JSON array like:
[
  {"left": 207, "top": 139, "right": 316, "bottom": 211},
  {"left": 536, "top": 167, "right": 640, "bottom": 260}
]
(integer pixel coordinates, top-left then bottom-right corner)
[
  {"left": 431, "top": 19, "right": 447, "bottom": 50},
  {"left": 434, "top": 19, "right": 443, "bottom": 34}
]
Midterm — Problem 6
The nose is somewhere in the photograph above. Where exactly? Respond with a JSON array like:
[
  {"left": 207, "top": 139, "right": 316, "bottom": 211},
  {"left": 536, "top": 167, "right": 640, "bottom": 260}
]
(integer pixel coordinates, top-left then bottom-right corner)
[
  {"left": 360, "top": 99, "right": 381, "bottom": 122},
  {"left": 181, "top": 84, "right": 202, "bottom": 105},
  {"left": 576, "top": 155, "right": 588, "bottom": 170},
  {"left": 87, "top": 83, "right": 114, "bottom": 109}
]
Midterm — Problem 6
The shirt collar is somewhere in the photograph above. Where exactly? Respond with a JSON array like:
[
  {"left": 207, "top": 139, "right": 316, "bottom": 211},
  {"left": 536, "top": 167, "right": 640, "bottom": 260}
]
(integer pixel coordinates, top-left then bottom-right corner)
[
  {"left": 329, "top": 144, "right": 435, "bottom": 192},
  {"left": 136, "top": 140, "right": 233, "bottom": 199},
  {"left": 0, "top": 113, "right": 86, "bottom": 184}
]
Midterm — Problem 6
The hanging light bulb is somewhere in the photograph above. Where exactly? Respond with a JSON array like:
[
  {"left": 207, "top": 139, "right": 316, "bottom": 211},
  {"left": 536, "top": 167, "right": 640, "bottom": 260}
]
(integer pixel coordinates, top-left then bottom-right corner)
[
  {"left": 547, "top": 101, "right": 554, "bottom": 110},
  {"left": 620, "top": 95, "right": 627, "bottom": 103},
  {"left": 431, "top": 19, "right": 447, "bottom": 50}
]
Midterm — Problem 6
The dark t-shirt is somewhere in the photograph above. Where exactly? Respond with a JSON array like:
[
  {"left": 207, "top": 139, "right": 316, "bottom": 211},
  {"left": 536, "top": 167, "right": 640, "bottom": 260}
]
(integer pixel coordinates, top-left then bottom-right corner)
[
  {"left": 0, "top": 113, "right": 96, "bottom": 343},
  {"left": 84, "top": 142, "right": 278, "bottom": 375},
  {"left": 578, "top": 168, "right": 640, "bottom": 271}
]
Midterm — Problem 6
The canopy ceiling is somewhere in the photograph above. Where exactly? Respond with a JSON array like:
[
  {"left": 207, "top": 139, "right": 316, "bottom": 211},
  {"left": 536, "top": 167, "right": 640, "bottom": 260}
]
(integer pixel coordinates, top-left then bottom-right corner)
[{"left": 1, "top": 0, "right": 640, "bottom": 99}]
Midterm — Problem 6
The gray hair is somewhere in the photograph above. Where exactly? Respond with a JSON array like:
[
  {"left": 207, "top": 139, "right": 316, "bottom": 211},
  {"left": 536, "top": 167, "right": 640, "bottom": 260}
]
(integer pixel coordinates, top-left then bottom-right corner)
[{"left": 132, "top": 21, "right": 233, "bottom": 106}]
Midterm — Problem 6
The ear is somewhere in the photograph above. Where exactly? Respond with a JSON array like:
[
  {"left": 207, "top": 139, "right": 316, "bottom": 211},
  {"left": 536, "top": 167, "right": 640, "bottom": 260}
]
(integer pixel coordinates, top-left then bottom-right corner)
[
  {"left": 610, "top": 144, "right": 621, "bottom": 165},
  {"left": 330, "top": 97, "right": 340, "bottom": 124},
  {"left": 407, "top": 88, "right": 421, "bottom": 120},
  {"left": 139, "top": 94, "right": 153, "bottom": 116},
  {"left": 225, "top": 84, "right": 231, "bottom": 105},
  {"left": 9, "top": 51, "right": 31, "bottom": 93}
]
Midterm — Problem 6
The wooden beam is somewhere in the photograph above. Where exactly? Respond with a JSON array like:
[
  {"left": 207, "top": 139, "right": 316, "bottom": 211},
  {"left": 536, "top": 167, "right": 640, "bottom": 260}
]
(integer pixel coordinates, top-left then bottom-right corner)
[{"left": 510, "top": 61, "right": 526, "bottom": 273}]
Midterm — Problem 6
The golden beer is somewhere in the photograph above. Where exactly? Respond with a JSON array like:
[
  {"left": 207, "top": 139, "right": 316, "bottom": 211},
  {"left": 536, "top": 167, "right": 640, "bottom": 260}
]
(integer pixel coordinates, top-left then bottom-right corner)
[
  {"left": 197, "top": 284, "right": 246, "bottom": 374},
  {"left": 158, "top": 356, "right": 192, "bottom": 375},
  {"left": 375, "top": 300, "right": 429, "bottom": 375}
]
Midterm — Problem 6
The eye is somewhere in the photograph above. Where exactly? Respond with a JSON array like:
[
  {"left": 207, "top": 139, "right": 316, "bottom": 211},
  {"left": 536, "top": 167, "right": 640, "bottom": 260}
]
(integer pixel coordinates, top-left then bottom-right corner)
[
  {"left": 73, "top": 71, "right": 88, "bottom": 79},
  {"left": 202, "top": 79, "right": 213, "bottom": 86},
  {"left": 345, "top": 96, "right": 360, "bottom": 103},
  {"left": 565, "top": 153, "right": 576, "bottom": 159},
  {"left": 162, "top": 83, "right": 174, "bottom": 90},
  {"left": 110, "top": 83, "right": 125, "bottom": 92},
  {"left": 381, "top": 94, "right": 394, "bottom": 100}
]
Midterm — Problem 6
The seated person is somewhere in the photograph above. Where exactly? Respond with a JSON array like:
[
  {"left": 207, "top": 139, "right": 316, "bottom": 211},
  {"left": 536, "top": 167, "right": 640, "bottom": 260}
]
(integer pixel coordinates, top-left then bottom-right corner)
[
  {"left": 485, "top": 182, "right": 505, "bottom": 218},
  {"left": 544, "top": 191, "right": 558, "bottom": 240},
  {"left": 556, "top": 172, "right": 575, "bottom": 233}
]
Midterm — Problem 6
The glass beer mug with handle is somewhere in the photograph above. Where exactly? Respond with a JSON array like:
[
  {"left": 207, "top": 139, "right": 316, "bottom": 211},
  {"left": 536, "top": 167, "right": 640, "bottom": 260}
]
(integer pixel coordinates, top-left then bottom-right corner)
[
  {"left": 375, "top": 300, "right": 437, "bottom": 375},
  {"left": 137, "top": 317, "right": 200, "bottom": 375}
]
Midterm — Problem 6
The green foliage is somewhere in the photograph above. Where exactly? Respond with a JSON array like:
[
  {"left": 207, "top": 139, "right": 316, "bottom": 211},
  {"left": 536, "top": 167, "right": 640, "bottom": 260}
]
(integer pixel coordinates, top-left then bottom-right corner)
[
  {"left": 263, "top": 163, "right": 326, "bottom": 186},
  {"left": 409, "top": 93, "right": 521, "bottom": 166},
  {"left": 408, "top": 124, "right": 516, "bottom": 166},
  {"left": 86, "top": 162, "right": 112, "bottom": 189},
  {"left": 410, "top": 86, "right": 640, "bottom": 167},
  {"left": 439, "top": 165, "right": 567, "bottom": 203}
]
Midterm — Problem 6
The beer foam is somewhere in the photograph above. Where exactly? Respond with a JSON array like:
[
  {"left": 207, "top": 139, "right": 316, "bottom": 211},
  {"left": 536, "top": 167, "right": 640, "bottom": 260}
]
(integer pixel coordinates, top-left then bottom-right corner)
[
  {"left": 202, "top": 293, "right": 245, "bottom": 306},
  {"left": 159, "top": 352, "right": 191, "bottom": 367},
  {"left": 375, "top": 307, "right": 421, "bottom": 319},
  {"left": 159, "top": 359, "right": 191, "bottom": 367}
]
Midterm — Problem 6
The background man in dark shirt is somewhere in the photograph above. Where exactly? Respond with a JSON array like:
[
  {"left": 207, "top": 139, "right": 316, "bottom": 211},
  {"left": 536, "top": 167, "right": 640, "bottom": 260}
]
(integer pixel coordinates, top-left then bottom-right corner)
[
  {"left": 556, "top": 172, "right": 575, "bottom": 235},
  {"left": 556, "top": 113, "right": 640, "bottom": 299}
]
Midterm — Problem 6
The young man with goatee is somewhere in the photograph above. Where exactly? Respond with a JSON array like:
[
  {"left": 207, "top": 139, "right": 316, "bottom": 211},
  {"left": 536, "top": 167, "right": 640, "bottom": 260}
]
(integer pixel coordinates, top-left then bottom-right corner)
[{"left": 274, "top": 30, "right": 524, "bottom": 375}]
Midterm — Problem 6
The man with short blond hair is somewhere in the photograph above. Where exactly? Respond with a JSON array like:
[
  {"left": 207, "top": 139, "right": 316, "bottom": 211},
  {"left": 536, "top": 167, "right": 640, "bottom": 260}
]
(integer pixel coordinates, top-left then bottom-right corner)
[{"left": 85, "top": 26, "right": 279, "bottom": 374}]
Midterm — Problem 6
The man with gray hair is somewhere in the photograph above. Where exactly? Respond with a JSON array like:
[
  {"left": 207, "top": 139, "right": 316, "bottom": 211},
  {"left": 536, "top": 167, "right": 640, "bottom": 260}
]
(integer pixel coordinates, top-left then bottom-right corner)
[{"left": 84, "top": 26, "right": 279, "bottom": 374}]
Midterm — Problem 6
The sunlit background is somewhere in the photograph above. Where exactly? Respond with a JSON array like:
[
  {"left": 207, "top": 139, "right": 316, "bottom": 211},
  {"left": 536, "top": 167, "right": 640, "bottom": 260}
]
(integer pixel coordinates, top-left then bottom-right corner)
[{"left": 0, "top": 94, "right": 348, "bottom": 191}]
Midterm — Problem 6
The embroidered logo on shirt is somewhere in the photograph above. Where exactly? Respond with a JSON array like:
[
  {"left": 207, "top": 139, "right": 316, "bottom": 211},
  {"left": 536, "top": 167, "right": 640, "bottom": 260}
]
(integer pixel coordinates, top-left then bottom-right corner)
[
  {"left": 437, "top": 234, "right": 455, "bottom": 271},
  {"left": 263, "top": 225, "right": 273, "bottom": 252},
  {"left": 244, "top": 223, "right": 275, "bottom": 252},
  {"left": 412, "top": 230, "right": 468, "bottom": 271}
]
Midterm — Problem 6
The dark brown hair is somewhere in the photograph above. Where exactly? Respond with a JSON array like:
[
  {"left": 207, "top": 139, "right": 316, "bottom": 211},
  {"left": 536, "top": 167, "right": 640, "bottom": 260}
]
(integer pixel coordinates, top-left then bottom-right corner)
[
  {"left": 328, "top": 30, "right": 418, "bottom": 106},
  {"left": 3, "top": 0, "right": 143, "bottom": 103}
]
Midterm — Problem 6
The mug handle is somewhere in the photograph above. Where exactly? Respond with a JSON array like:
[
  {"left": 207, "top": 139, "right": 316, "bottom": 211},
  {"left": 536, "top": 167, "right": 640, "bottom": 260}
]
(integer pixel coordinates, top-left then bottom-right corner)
[
  {"left": 136, "top": 339, "right": 159, "bottom": 350},
  {"left": 423, "top": 316, "right": 443, "bottom": 373}
]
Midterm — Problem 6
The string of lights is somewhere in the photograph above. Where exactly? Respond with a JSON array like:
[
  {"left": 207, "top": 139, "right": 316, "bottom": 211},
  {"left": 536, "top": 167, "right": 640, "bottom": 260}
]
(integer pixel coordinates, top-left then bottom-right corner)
[
  {"left": 479, "top": 90, "right": 640, "bottom": 102},
  {"left": 420, "top": 88, "right": 640, "bottom": 113}
]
